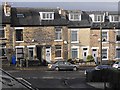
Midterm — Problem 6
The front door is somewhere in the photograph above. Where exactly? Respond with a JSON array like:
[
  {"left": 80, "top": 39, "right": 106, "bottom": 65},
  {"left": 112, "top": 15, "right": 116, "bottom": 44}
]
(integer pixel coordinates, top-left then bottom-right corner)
[
  {"left": 46, "top": 47, "right": 51, "bottom": 63},
  {"left": 83, "top": 48, "right": 88, "bottom": 61},
  {"left": 92, "top": 49, "right": 98, "bottom": 63}
]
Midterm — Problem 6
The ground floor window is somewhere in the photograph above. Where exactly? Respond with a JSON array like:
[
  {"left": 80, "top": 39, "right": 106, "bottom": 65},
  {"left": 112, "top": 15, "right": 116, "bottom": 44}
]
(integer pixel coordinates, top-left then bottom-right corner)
[
  {"left": 102, "top": 49, "right": 108, "bottom": 60},
  {"left": 0, "top": 48, "right": 6, "bottom": 56},
  {"left": 71, "top": 48, "right": 78, "bottom": 58},
  {"left": 16, "top": 47, "right": 24, "bottom": 60},
  {"left": 55, "top": 45, "right": 62, "bottom": 57},
  {"left": 28, "top": 47, "right": 34, "bottom": 60},
  {"left": 116, "top": 48, "right": 120, "bottom": 59}
]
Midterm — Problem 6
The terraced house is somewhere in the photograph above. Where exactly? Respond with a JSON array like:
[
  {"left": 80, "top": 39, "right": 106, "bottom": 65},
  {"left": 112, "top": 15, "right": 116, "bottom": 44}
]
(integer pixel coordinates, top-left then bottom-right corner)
[
  {"left": 88, "top": 11, "right": 120, "bottom": 64},
  {"left": 1, "top": 2, "right": 120, "bottom": 66}
]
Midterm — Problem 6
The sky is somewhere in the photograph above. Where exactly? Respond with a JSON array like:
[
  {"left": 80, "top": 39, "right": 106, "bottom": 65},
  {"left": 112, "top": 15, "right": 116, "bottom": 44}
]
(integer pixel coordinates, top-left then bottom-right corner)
[{"left": 0, "top": 0, "right": 120, "bottom": 11}]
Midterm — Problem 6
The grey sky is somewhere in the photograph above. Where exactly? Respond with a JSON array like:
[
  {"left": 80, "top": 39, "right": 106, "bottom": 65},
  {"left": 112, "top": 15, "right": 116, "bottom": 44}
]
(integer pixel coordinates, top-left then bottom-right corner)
[
  {"left": 0, "top": 0, "right": 119, "bottom": 11},
  {"left": 8, "top": 2, "right": 118, "bottom": 11}
]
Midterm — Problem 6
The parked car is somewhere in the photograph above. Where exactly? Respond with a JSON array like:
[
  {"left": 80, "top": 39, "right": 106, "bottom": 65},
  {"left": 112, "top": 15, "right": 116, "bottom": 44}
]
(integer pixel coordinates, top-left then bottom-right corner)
[
  {"left": 0, "top": 68, "right": 37, "bottom": 90},
  {"left": 112, "top": 61, "right": 120, "bottom": 69},
  {"left": 85, "top": 65, "right": 112, "bottom": 75},
  {"left": 48, "top": 60, "right": 79, "bottom": 71},
  {"left": 85, "top": 65, "right": 112, "bottom": 82}
]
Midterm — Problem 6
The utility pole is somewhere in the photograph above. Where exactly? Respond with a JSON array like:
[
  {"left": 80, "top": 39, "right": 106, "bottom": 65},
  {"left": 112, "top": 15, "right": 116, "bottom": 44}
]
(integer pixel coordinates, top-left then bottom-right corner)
[{"left": 100, "top": 18, "right": 103, "bottom": 65}]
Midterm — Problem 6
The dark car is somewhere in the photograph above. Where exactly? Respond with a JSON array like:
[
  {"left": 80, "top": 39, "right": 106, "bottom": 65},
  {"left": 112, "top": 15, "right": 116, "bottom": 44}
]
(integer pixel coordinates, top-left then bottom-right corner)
[
  {"left": 85, "top": 65, "right": 112, "bottom": 75},
  {"left": 48, "top": 60, "right": 79, "bottom": 71},
  {"left": 85, "top": 65, "right": 112, "bottom": 83},
  {"left": 0, "top": 68, "right": 37, "bottom": 90}
]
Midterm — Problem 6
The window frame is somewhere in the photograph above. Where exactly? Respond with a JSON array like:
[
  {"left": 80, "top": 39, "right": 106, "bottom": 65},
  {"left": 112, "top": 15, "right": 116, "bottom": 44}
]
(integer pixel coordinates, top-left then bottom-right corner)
[
  {"left": 69, "top": 13, "right": 81, "bottom": 21},
  {"left": 55, "top": 45, "right": 62, "bottom": 59},
  {"left": 0, "top": 27, "right": 5, "bottom": 38},
  {"left": 71, "top": 46, "right": 79, "bottom": 59},
  {"left": 54, "top": 27, "right": 62, "bottom": 41},
  {"left": 71, "top": 29, "right": 79, "bottom": 43},
  {"left": 116, "top": 48, "right": 120, "bottom": 59},
  {"left": 116, "top": 30, "right": 120, "bottom": 43},
  {"left": 39, "top": 12, "right": 54, "bottom": 20},
  {"left": 15, "top": 27, "right": 24, "bottom": 42},
  {"left": 94, "top": 15, "right": 104, "bottom": 22},
  {"left": 102, "top": 47, "right": 108, "bottom": 60},
  {"left": 110, "top": 15, "right": 120, "bottom": 22},
  {"left": 102, "top": 30, "right": 109, "bottom": 43}
]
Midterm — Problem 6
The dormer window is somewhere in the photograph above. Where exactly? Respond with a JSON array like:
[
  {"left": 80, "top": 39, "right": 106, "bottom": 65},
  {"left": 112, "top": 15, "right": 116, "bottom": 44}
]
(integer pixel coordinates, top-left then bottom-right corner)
[
  {"left": 110, "top": 15, "right": 120, "bottom": 22},
  {"left": 94, "top": 15, "right": 104, "bottom": 22},
  {"left": 17, "top": 14, "right": 24, "bottom": 18},
  {"left": 39, "top": 12, "right": 54, "bottom": 20},
  {"left": 69, "top": 13, "right": 81, "bottom": 21}
]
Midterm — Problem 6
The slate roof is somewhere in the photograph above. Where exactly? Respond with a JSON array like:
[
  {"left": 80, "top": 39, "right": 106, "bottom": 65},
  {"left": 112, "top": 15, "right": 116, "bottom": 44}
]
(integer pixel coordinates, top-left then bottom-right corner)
[
  {"left": 66, "top": 10, "right": 92, "bottom": 28},
  {"left": 1, "top": 6, "right": 11, "bottom": 25},
  {"left": 91, "top": 22, "right": 120, "bottom": 29},
  {"left": 10, "top": 7, "right": 92, "bottom": 27},
  {"left": 86, "top": 11, "right": 120, "bottom": 29},
  {"left": 11, "top": 7, "right": 68, "bottom": 26}
]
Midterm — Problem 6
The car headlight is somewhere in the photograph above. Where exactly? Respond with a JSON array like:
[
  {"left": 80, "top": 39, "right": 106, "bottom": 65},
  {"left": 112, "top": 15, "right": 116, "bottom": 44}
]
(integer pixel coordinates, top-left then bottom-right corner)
[
  {"left": 48, "top": 64, "right": 52, "bottom": 69},
  {"left": 84, "top": 70, "right": 87, "bottom": 75}
]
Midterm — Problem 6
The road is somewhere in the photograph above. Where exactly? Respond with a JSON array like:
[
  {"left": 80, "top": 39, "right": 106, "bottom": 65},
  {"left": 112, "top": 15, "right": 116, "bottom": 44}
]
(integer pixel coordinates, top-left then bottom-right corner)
[{"left": 6, "top": 69, "right": 102, "bottom": 90}]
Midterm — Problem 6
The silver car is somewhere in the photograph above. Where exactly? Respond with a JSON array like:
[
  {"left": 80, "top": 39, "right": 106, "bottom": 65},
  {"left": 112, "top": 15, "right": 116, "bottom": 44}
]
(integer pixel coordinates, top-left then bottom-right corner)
[{"left": 48, "top": 60, "right": 79, "bottom": 71}]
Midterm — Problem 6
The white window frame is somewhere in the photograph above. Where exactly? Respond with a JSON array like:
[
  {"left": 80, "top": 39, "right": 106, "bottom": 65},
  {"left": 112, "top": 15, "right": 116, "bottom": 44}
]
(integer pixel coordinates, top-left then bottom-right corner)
[
  {"left": 102, "top": 47, "right": 109, "bottom": 60},
  {"left": 71, "top": 29, "right": 79, "bottom": 43},
  {"left": 27, "top": 45, "right": 35, "bottom": 60},
  {"left": 39, "top": 12, "right": 54, "bottom": 20},
  {"left": 69, "top": 13, "right": 81, "bottom": 21},
  {"left": 102, "top": 30, "right": 109, "bottom": 43},
  {"left": 71, "top": 46, "right": 79, "bottom": 58},
  {"left": 94, "top": 15, "right": 104, "bottom": 22},
  {"left": 15, "top": 27, "right": 24, "bottom": 42},
  {"left": 110, "top": 15, "right": 120, "bottom": 22},
  {"left": 15, "top": 46, "right": 24, "bottom": 61},
  {"left": 54, "top": 27, "right": 62, "bottom": 41},
  {"left": 55, "top": 45, "right": 62, "bottom": 59},
  {"left": 115, "top": 47, "right": 120, "bottom": 60},
  {"left": 115, "top": 30, "right": 120, "bottom": 43}
]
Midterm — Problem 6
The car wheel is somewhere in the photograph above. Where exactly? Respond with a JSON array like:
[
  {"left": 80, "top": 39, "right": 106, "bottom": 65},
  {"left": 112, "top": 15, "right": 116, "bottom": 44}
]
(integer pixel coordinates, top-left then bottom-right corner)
[
  {"left": 55, "top": 67, "right": 59, "bottom": 71},
  {"left": 73, "top": 67, "right": 77, "bottom": 71}
]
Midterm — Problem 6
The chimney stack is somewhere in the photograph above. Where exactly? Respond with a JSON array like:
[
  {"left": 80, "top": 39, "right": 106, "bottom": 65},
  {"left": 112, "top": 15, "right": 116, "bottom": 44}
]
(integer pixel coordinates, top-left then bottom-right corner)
[{"left": 4, "top": 2, "right": 11, "bottom": 16}]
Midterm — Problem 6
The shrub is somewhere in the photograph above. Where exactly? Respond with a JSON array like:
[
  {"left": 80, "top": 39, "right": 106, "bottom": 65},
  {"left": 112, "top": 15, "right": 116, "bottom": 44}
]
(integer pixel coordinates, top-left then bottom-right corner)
[{"left": 87, "top": 55, "right": 94, "bottom": 62}]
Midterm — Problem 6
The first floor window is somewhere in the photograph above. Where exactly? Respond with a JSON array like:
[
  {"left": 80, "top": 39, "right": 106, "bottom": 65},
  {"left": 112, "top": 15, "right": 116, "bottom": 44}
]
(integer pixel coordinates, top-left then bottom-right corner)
[
  {"left": 71, "top": 31, "right": 78, "bottom": 42},
  {"left": 116, "top": 48, "right": 120, "bottom": 58},
  {"left": 16, "top": 29, "right": 23, "bottom": 41},
  {"left": 0, "top": 27, "right": 4, "bottom": 38},
  {"left": 55, "top": 27, "right": 62, "bottom": 40},
  {"left": 102, "top": 31, "right": 108, "bottom": 42},
  {"left": 102, "top": 49, "right": 108, "bottom": 60},
  {"left": 116, "top": 31, "right": 120, "bottom": 42},
  {"left": 55, "top": 45, "right": 62, "bottom": 57},
  {"left": 71, "top": 48, "right": 78, "bottom": 58}
]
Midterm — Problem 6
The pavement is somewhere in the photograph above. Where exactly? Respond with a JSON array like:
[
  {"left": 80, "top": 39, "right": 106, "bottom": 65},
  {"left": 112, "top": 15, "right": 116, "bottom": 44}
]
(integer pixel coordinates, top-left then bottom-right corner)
[{"left": 2, "top": 64, "right": 95, "bottom": 71}]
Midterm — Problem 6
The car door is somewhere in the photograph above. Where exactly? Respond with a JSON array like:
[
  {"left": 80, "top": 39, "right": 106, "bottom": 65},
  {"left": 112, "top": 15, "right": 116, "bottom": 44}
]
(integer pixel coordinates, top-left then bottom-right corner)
[{"left": 58, "top": 61, "right": 64, "bottom": 69}]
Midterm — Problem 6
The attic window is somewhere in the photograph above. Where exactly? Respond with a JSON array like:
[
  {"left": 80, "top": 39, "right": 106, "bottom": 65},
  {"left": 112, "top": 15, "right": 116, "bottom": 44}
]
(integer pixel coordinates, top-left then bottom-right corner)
[
  {"left": 110, "top": 15, "right": 120, "bottom": 22},
  {"left": 69, "top": 13, "right": 81, "bottom": 21},
  {"left": 94, "top": 15, "right": 104, "bottom": 22},
  {"left": 39, "top": 12, "right": 54, "bottom": 20},
  {"left": 17, "top": 14, "right": 24, "bottom": 18}
]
